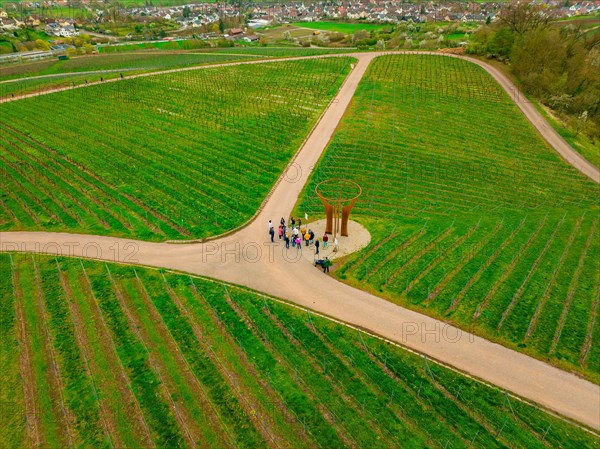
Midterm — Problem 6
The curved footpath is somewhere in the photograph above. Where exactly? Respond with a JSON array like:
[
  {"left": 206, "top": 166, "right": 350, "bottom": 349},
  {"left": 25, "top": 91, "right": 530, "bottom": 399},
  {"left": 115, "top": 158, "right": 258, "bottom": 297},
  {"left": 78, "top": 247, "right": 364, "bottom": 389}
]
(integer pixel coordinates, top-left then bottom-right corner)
[{"left": 1, "top": 52, "right": 599, "bottom": 431}]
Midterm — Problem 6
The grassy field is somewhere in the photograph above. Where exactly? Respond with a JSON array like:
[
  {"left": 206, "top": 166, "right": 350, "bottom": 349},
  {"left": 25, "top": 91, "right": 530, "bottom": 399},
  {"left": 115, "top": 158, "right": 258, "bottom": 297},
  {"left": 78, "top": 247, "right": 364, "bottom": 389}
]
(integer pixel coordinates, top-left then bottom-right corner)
[
  {"left": 0, "top": 4, "right": 90, "bottom": 16},
  {"left": 290, "top": 21, "right": 392, "bottom": 34},
  {"left": 533, "top": 101, "right": 600, "bottom": 168},
  {"left": 0, "top": 57, "right": 353, "bottom": 240},
  {"left": 446, "top": 32, "right": 470, "bottom": 41},
  {"left": 552, "top": 14, "right": 600, "bottom": 27},
  {"left": 296, "top": 54, "right": 600, "bottom": 380},
  {"left": 0, "top": 253, "right": 597, "bottom": 448}
]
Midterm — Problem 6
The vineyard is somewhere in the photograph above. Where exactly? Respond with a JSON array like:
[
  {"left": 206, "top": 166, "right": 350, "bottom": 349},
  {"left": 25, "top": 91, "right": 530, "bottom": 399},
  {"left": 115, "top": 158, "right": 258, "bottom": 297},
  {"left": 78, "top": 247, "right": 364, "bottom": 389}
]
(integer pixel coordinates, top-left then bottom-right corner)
[
  {"left": 0, "top": 49, "right": 356, "bottom": 99},
  {"left": 297, "top": 55, "right": 600, "bottom": 379},
  {"left": 0, "top": 52, "right": 265, "bottom": 82},
  {"left": 0, "top": 57, "right": 353, "bottom": 239},
  {"left": 0, "top": 52, "right": 264, "bottom": 98},
  {"left": 93, "top": 44, "right": 356, "bottom": 57},
  {"left": 1, "top": 253, "right": 596, "bottom": 449},
  {"left": 0, "top": 48, "right": 355, "bottom": 83},
  {"left": 0, "top": 51, "right": 282, "bottom": 99},
  {"left": 213, "top": 47, "right": 356, "bottom": 57}
]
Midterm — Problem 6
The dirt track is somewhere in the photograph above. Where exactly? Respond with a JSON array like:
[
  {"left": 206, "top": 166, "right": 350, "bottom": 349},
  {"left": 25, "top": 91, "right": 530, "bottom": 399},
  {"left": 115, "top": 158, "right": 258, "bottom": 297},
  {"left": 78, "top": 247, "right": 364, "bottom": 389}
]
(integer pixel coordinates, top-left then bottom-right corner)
[{"left": 1, "top": 51, "right": 599, "bottom": 431}]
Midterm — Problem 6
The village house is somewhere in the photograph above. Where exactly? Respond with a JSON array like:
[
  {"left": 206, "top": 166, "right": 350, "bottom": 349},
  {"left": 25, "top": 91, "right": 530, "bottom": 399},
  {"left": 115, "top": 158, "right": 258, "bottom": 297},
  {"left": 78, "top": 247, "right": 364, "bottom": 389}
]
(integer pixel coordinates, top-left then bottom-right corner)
[
  {"left": 0, "top": 18, "right": 19, "bottom": 30},
  {"left": 45, "top": 21, "right": 79, "bottom": 37},
  {"left": 26, "top": 16, "right": 41, "bottom": 27}
]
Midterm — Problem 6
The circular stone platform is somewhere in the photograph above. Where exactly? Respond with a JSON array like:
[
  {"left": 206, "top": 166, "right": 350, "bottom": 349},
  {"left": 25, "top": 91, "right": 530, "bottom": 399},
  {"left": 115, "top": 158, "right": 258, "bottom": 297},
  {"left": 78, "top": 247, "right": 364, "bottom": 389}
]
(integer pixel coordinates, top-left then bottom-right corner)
[{"left": 294, "top": 219, "right": 371, "bottom": 263}]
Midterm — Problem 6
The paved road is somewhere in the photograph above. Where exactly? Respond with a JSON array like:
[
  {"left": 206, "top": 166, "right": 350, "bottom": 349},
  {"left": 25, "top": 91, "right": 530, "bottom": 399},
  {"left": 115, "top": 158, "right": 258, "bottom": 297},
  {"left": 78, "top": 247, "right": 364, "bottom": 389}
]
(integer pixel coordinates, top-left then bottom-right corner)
[{"left": 1, "top": 52, "right": 599, "bottom": 430}]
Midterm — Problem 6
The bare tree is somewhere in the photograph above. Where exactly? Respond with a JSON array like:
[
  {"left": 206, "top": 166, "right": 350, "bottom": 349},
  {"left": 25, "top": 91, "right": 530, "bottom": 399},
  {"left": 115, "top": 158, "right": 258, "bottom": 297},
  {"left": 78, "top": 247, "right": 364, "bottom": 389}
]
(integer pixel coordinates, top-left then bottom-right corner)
[{"left": 497, "top": 1, "right": 549, "bottom": 35}]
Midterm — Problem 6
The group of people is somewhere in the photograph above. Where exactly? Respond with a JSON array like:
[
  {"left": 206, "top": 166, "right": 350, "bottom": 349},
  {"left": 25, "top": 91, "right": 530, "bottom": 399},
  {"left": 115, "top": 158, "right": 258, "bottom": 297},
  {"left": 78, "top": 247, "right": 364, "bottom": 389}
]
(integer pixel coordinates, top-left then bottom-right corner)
[
  {"left": 269, "top": 217, "right": 328, "bottom": 252},
  {"left": 268, "top": 217, "right": 336, "bottom": 273}
]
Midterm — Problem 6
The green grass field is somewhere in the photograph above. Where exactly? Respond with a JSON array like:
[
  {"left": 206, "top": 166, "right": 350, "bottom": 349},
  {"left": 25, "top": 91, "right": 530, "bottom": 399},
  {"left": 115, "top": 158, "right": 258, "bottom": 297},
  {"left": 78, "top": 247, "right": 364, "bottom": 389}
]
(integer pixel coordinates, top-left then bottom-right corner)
[
  {"left": 552, "top": 14, "right": 600, "bottom": 27},
  {"left": 446, "top": 32, "right": 470, "bottom": 41},
  {"left": 296, "top": 54, "right": 600, "bottom": 380},
  {"left": 1, "top": 253, "right": 597, "bottom": 448},
  {"left": 0, "top": 57, "right": 353, "bottom": 240},
  {"left": 290, "top": 21, "right": 392, "bottom": 34},
  {"left": 532, "top": 100, "right": 600, "bottom": 168},
  {"left": 0, "top": 3, "right": 89, "bottom": 16}
]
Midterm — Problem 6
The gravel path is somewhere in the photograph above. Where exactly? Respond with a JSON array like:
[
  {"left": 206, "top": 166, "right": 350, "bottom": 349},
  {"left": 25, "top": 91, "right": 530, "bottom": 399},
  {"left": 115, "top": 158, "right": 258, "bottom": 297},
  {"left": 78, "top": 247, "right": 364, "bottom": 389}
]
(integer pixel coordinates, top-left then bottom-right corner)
[{"left": 1, "top": 51, "right": 599, "bottom": 431}]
